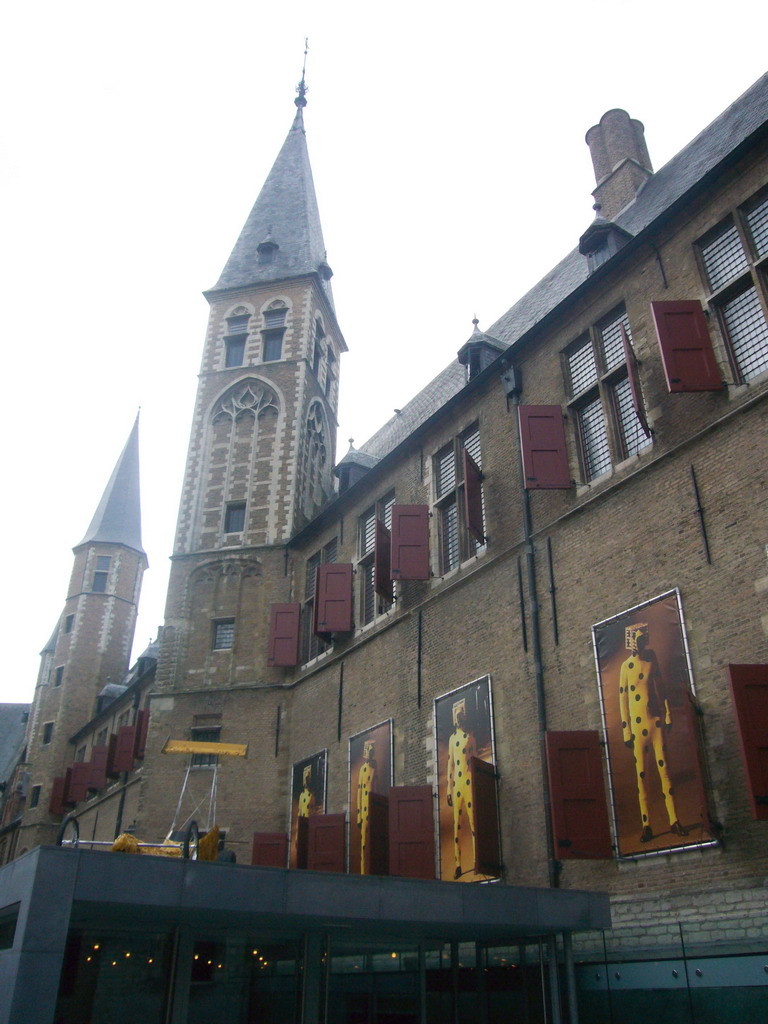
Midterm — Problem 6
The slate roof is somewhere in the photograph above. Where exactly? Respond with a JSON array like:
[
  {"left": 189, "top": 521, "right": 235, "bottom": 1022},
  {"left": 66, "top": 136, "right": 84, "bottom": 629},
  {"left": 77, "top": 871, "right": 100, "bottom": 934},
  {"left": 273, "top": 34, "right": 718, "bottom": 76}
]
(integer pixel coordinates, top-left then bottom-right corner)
[
  {"left": 78, "top": 416, "right": 144, "bottom": 554},
  {"left": 0, "top": 705, "right": 29, "bottom": 783},
  {"left": 358, "top": 72, "right": 768, "bottom": 465},
  {"left": 210, "top": 104, "right": 334, "bottom": 308}
]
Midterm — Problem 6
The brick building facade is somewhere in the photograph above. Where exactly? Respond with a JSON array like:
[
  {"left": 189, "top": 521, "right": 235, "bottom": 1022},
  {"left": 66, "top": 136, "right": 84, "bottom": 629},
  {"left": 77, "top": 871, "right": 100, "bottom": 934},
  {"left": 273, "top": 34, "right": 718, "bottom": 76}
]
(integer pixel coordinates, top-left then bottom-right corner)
[{"left": 2, "top": 73, "right": 767, "bottom": 1024}]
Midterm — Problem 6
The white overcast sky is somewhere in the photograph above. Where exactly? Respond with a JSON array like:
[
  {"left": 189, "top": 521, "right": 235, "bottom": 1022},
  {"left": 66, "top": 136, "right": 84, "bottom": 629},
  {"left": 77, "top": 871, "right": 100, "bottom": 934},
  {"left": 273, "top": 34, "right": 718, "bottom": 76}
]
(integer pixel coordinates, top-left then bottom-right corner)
[{"left": 1, "top": 1, "right": 765, "bottom": 703}]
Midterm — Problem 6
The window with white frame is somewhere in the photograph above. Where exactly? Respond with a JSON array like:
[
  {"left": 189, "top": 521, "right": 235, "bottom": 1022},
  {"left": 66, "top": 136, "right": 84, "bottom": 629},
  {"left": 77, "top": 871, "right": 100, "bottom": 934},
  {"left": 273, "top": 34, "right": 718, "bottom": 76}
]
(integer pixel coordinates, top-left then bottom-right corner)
[
  {"left": 697, "top": 189, "right": 768, "bottom": 383},
  {"left": 565, "top": 307, "right": 651, "bottom": 482},
  {"left": 92, "top": 555, "right": 111, "bottom": 593},
  {"left": 358, "top": 492, "right": 395, "bottom": 626},
  {"left": 433, "top": 424, "right": 485, "bottom": 575}
]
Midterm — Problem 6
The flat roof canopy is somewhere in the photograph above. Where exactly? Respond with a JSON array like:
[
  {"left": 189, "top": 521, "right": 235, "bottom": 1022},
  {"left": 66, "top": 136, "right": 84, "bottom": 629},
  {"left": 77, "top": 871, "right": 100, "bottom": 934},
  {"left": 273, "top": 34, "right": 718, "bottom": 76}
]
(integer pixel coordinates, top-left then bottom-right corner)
[{"left": 5, "top": 848, "right": 610, "bottom": 946}]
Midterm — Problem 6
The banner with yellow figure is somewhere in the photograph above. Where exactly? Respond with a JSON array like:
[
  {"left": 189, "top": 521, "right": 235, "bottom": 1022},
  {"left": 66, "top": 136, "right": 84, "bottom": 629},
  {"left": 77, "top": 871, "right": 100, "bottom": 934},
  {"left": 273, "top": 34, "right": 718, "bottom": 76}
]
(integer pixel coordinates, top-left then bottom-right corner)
[
  {"left": 348, "top": 720, "right": 393, "bottom": 875},
  {"left": 593, "top": 590, "right": 715, "bottom": 858},
  {"left": 434, "top": 676, "right": 496, "bottom": 882}
]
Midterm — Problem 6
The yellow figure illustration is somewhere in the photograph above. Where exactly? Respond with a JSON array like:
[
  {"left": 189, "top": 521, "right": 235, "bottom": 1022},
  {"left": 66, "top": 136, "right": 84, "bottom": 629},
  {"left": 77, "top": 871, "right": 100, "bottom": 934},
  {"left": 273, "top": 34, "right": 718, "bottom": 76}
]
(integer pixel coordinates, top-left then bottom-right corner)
[
  {"left": 620, "top": 623, "right": 688, "bottom": 843},
  {"left": 356, "top": 740, "right": 377, "bottom": 873},
  {"left": 298, "top": 764, "right": 316, "bottom": 819},
  {"left": 446, "top": 699, "right": 476, "bottom": 879}
]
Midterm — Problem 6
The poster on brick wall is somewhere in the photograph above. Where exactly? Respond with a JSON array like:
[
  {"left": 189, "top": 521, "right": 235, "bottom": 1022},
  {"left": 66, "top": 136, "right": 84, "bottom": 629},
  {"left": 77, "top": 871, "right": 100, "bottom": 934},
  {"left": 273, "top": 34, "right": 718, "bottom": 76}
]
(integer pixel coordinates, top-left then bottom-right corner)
[
  {"left": 289, "top": 749, "right": 327, "bottom": 868},
  {"left": 434, "top": 675, "right": 497, "bottom": 882},
  {"left": 348, "top": 719, "right": 393, "bottom": 875},
  {"left": 593, "top": 589, "right": 715, "bottom": 857}
]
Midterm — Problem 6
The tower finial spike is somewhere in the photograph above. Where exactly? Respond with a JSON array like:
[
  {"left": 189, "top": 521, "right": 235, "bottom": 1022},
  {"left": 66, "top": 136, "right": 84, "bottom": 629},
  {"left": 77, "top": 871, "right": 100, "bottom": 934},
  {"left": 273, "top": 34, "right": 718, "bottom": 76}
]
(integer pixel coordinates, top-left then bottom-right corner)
[{"left": 295, "top": 37, "right": 309, "bottom": 108}]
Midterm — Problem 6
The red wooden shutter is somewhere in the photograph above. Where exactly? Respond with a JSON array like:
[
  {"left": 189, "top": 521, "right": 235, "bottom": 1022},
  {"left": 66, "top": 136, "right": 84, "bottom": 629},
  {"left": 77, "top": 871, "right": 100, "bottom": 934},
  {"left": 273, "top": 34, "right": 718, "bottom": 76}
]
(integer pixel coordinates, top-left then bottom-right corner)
[
  {"left": 545, "top": 731, "right": 613, "bottom": 859},
  {"left": 517, "top": 406, "right": 571, "bottom": 489},
  {"left": 68, "top": 762, "right": 90, "bottom": 804},
  {"left": 374, "top": 520, "right": 393, "bottom": 601},
  {"left": 251, "top": 832, "right": 289, "bottom": 868},
  {"left": 62, "top": 767, "right": 75, "bottom": 808},
  {"left": 49, "top": 776, "right": 67, "bottom": 815},
  {"left": 113, "top": 725, "right": 137, "bottom": 773},
  {"left": 88, "top": 745, "right": 109, "bottom": 792},
  {"left": 470, "top": 758, "right": 502, "bottom": 876},
  {"left": 388, "top": 785, "right": 435, "bottom": 880},
  {"left": 315, "top": 563, "right": 354, "bottom": 635},
  {"left": 463, "top": 449, "right": 485, "bottom": 543},
  {"left": 268, "top": 603, "right": 301, "bottom": 666},
  {"left": 620, "top": 326, "right": 651, "bottom": 438},
  {"left": 307, "top": 813, "right": 346, "bottom": 872},
  {"left": 295, "top": 816, "right": 309, "bottom": 869},
  {"left": 651, "top": 300, "right": 724, "bottom": 392},
  {"left": 728, "top": 664, "right": 768, "bottom": 820},
  {"left": 366, "top": 792, "right": 390, "bottom": 877},
  {"left": 105, "top": 733, "right": 120, "bottom": 778},
  {"left": 134, "top": 708, "right": 149, "bottom": 759},
  {"left": 671, "top": 696, "right": 713, "bottom": 834},
  {"left": 390, "top": 505, "right": 431, "bottom": 580}
]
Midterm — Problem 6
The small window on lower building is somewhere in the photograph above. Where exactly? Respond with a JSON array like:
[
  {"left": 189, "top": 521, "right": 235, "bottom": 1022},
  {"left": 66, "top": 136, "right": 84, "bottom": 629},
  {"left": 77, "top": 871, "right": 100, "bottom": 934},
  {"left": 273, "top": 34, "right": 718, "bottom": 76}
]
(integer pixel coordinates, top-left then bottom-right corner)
[
  {"left": 29, "top": 785, "right": 41, "bottom": 808},
  {"left": 76, "top": 745, "right": 87, "bottom": 763},
  {"left": 42, "top": 722, "right": 54, "bottom": 745},
  {"left": 224, "top": 501, "right": 246, "bottom": 533},
  {"left": 54, "top": 666, "right": 64, "bottom": 687},
  {"left": 96, "top": 728, "right": 108, "bottom": 747},
  {"left": 64, "top": 614, "right": 74, "bottom": 633},
  {"left": 191, "top": 726, "right": 221, "bottom": 768},
  {"left": 213, "top": 619, "right": 235, "bottom": 650}
]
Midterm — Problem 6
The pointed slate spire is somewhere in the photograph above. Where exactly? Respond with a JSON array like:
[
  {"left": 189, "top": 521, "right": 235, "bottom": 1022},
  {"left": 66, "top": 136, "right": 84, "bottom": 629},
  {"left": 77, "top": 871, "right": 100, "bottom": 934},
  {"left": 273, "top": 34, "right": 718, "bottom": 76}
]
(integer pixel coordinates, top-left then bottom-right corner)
[
  {"left": 77, "top": 416, "right": 145, "bottom": 555},
  {"left": 210, "top": 86, "right": 334, "bottom": 304}
]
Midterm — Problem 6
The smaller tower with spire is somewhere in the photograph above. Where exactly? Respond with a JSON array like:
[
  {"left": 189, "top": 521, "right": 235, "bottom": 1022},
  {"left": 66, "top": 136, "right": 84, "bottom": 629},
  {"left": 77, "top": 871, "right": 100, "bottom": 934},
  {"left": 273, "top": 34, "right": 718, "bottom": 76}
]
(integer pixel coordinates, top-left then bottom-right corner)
[{"left": 15, "top": 419, "right": 146, "bottom": 851}]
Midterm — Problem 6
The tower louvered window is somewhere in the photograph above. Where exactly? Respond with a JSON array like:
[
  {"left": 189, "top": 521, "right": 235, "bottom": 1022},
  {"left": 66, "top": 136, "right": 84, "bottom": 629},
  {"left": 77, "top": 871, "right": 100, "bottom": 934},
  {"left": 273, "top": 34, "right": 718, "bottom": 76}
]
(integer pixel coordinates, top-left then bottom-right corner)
[
  {"left": 566, "top": 306, "right": 651, "bottom": 482},
  {"left": 698, "top": 190, "right": 768, "bottom": 383},
  {"left": 434, "top": 425, "right": 485, "bottom": 575}
]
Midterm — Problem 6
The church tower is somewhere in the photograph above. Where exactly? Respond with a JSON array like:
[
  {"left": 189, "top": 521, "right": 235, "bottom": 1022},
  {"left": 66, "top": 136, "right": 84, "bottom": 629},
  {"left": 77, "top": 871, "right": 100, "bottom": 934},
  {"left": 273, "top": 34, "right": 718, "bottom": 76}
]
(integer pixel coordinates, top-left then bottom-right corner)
[
  {"left": 17, "top": 419, "right": 146, "bottom": 851},
  {"left": 154, "top": 80, "right": 345, "bottom": 698}
]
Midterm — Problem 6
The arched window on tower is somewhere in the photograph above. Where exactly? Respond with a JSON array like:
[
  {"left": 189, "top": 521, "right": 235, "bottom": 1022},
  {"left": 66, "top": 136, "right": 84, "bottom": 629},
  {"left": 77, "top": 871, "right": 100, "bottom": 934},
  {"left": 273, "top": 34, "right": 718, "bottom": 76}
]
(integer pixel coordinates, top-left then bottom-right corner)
[
  {"left": 199, "top": 380, "right": 279, "bottom": 548},
  {"left": 262, "top": 302, "right": 288, "bottom": 362},
  {"left": 224, "top": 306, "right": 251, "bottom": 368},
  {"left": 300, "top": 402, "right": 330, "bottom": 520}
]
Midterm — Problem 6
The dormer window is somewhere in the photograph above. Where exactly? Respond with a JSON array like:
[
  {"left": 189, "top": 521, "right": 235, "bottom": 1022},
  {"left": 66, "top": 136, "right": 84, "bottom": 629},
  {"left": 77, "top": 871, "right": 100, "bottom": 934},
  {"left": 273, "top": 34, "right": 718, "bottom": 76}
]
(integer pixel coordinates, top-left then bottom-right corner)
[
  {"left": 257, "top": 238, "right": 279, "bottom": 264},
  {"left": 262, "top": 306, "right": 287, "bottom": 362}
]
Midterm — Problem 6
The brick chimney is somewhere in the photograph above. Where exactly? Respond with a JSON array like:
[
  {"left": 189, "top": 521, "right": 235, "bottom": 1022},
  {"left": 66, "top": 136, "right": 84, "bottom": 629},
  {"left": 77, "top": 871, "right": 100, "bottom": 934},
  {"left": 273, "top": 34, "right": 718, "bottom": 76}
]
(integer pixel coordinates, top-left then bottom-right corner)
[{"left": 586, "top": 109, "right": 653, "bottom": 220}]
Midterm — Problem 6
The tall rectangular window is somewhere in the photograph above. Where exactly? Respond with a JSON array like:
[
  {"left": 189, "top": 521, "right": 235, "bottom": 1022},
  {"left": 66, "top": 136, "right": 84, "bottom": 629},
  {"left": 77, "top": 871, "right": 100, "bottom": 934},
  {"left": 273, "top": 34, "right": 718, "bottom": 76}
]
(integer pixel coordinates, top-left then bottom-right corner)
[
  {"left": 565, "top": 307, "right": 651, "bottom": 482},
  {"left": 433, "top": 425, "right": 485, "bottom": 575},
  {"left": 224, "top": 501, "right": 246, "bottom": 533},
  {"left": 301, "top": 538, "right": 337, "bottom": 662},
  {"left": 29, "top": 785, "right": 40, "bottom": 809},
  {"left": 358, "top": 493, "right": 395, "bottom": 626},
  {"left": 262, "top": 307, "right": 286, "bottom": 362},
  {"left": 698, "top": 190, "right": 768, "bottom": 383},
  {"left": 42, "top": 722, "right": 54, "bottom": 745},
  {"left": 54, "top": 666, "right": 64, "bottom": 687},
  {"left": 224, "top": 313, "right": 249, "bottom": 368},
  {"left": 64, "top": 614, "right": 74, "bottom": 633},
  {"left": 92, "top": 555, "right": 111, "bottom": 593}
]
